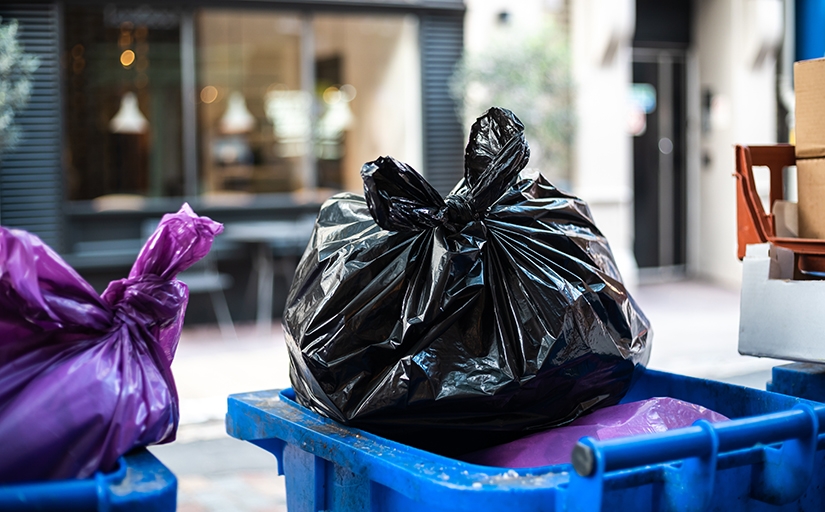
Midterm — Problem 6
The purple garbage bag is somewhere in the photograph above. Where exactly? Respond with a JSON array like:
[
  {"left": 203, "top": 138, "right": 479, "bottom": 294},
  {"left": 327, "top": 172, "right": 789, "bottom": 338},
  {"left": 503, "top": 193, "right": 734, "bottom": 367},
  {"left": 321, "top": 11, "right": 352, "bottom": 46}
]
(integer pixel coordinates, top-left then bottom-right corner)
[
  {"left": 0, "top": 204, "right": 221, "bottom": 483},
  {"left": 461, "top": 397, "right": 728, "bottom": 468}
]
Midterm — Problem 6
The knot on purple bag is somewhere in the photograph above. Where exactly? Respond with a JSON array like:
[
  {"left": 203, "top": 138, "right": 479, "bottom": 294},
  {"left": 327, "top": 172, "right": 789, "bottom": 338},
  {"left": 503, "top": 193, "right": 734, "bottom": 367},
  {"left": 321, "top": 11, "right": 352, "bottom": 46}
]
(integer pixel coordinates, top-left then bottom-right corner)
[
  {"left": 440, "top": 194, "right": 477, "bottom": 232},
  {"left": 105, "top": 275, "right": 186, "bottom": 330}
]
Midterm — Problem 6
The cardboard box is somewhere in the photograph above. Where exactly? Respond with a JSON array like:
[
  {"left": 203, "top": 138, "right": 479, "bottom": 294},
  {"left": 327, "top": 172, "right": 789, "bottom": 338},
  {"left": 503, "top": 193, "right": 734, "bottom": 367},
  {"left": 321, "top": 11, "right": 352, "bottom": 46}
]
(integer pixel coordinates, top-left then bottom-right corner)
[
  {"left": 795, "top": 58, "right": 825, "bottom": 159},
  {"left": 794, "top": 58, "right": 825, "bottom": 238},
  {"left": 797, "top": 157, "right": 825, "bottom": 239}
]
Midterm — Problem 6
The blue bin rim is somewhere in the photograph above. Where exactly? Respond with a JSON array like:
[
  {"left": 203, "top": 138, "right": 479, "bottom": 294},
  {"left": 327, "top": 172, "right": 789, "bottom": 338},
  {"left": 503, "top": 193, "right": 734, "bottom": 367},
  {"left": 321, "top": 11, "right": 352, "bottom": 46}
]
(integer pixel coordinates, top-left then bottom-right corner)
[
  {"left": 227, "top": 368, "right": 825, "bottom": 510},
  {"left": 228, "top": 367, "right": 825, "bottom": 473}
]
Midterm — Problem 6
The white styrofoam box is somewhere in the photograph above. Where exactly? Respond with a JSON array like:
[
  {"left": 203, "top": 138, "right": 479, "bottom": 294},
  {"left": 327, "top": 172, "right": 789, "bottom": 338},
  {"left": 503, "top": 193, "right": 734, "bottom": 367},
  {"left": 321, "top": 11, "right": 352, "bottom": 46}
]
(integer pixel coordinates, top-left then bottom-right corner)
[{"left": 739, "top": 243, "right": 825, "bottom": 363}]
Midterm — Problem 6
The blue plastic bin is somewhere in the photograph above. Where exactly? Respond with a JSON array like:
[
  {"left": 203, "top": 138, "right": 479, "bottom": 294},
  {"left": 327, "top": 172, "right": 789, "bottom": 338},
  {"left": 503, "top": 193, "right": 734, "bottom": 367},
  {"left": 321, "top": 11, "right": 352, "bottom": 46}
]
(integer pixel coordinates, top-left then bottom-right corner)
[
  {"left": 226, "top": 367, "right": 825, "bottom": 512},
  {"left": 768, "top": 362, "right": 825, "bottom": 402},
  {"left": 0, "top": 448, "right": 177, "bottom": 511}
]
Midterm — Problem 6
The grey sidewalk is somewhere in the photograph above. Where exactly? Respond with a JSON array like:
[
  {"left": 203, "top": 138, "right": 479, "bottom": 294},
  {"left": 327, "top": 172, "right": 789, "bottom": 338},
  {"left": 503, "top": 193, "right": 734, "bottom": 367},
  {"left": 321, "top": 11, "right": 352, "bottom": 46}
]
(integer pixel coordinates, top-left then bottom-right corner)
[
  {"left": 149, "top": 279, "right": 784, "bottom": 511},
  {"left": 150, "top": 323, "right": 290, "bottom": 512},
  {"left": 636, "top": 280, "right": 783, "bottom": 382}
]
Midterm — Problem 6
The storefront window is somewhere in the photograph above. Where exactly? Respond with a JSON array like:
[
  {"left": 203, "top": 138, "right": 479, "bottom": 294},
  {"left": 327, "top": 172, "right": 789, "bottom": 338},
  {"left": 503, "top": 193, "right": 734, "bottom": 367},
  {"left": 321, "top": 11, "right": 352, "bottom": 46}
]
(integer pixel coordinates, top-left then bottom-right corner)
[
  {"left": 64, "top": 5, "right": 184, "bottom": 200},
  {"left": 197, "top": 10, "right": 422, "bottom": 197},
  {"left": 313, "top": 14, "right": 422, "bottom": 192},
  {"left": 64, "top": 5, "right": 421, "bottom": 202},
  {"left": 196, "top": 10, "right": 303, "bottom": 196}
]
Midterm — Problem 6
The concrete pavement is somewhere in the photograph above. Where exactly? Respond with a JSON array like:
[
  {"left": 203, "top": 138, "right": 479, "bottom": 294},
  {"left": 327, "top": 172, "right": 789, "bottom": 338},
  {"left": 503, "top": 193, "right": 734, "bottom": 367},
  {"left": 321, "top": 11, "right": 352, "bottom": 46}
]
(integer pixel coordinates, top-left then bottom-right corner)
[
  {"left": 149, "top": 279, "right": 786, "bottom": 511},
  {"left": 150, "top": 323, "right": 290, "bottom": 512},
  {"left": 637, "top": 280, "right": 783, "bottom": 380}
]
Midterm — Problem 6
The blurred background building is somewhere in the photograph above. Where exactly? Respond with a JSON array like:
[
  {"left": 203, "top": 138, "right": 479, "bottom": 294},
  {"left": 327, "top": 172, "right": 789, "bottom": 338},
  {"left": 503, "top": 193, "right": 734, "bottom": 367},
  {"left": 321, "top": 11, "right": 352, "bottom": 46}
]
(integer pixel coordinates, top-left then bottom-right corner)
[
  {"left": 462, "top": 0, "right": 813, "bottom": 291},
  {"left": 0, "top": 0, "right": 821, "bottom": 325},
  {"left": 0, "top": 0, "right": 465, "bottom": 325}
]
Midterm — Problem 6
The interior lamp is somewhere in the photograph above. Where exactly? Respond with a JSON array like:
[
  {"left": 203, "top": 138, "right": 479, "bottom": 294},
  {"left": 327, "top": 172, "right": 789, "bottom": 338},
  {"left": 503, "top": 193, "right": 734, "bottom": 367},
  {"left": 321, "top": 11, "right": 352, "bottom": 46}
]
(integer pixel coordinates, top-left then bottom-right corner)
[
  {"left": 109, "top": 92, "right": 149, "bottom": 134},
  {"left": 220, "top": 91, "right": 256, "bottom": 134}
]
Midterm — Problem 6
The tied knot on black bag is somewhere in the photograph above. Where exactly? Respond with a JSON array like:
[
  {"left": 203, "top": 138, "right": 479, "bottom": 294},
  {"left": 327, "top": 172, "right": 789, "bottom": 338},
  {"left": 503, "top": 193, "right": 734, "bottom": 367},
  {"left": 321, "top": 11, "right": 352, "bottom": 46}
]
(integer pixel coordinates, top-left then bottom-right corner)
[
  {"left": 440, "top": 194, "right": 477, "bottom": 232},
  {"left": 361, "top": 107, "right": 529, "bottom": 233}
]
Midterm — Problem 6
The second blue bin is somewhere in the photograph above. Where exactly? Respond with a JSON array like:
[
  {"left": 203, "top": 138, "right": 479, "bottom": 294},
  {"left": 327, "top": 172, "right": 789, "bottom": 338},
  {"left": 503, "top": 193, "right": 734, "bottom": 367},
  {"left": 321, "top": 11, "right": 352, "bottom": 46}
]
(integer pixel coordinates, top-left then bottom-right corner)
[
  {"left": 227, "top": 367, "right": 825, "bottom": 512},
  {"left": 0, "top": 448, "right": 176, "bottom": 512}
]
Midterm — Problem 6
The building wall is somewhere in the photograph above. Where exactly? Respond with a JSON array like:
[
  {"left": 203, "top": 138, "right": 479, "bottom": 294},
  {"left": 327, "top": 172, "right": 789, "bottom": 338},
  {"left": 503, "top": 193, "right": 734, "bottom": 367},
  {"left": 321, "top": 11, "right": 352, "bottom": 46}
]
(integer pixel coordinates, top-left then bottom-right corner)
[
  {"left": 463, "top": 0, "right": 550, "bottom": 52},
  {"left": 333, "top": 14, "right": 423, "bottom": 191},
  {"left": 571, "top": 0, "right": 638, "bottom": 288},
  {"left": 464, "top": 0, "right": 783, "bottom": 291},
  {"left": 462, "top": 0, "right": 639, "bottom": 287},
  {"left": 694, "top": 0, "right": 781, "bottom": 286}
]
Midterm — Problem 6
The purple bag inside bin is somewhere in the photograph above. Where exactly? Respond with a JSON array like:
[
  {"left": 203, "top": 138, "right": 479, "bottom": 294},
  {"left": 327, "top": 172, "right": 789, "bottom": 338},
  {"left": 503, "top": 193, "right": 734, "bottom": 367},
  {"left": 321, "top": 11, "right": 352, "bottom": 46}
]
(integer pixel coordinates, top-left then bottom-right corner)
[
  {"left": 0, "top": 204, "right": 221, "bottom": 483},
  {"left": 460, "top": 397, "right": 728, "bottom": 468}
]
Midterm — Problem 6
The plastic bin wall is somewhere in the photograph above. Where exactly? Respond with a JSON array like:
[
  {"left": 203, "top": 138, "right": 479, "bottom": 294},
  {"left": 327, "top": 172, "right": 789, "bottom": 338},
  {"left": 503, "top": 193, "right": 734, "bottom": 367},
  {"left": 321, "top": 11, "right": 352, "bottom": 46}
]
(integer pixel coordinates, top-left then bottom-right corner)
[
  {"left": 769, "top": 362, "right": 825, "bottom": 402},
  {"left": 0, "top": 448, "right": 177, "bottom": 512},
  {"left": 227, "top": 368, "right": 825, "bottom": 512}
]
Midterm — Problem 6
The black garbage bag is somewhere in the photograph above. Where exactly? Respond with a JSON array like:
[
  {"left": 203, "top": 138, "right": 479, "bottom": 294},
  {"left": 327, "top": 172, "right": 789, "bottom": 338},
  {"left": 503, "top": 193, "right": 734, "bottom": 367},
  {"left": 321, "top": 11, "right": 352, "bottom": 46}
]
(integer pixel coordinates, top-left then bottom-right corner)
[{"left": 284, "top": 107, "right": 651, "bottom": 456}]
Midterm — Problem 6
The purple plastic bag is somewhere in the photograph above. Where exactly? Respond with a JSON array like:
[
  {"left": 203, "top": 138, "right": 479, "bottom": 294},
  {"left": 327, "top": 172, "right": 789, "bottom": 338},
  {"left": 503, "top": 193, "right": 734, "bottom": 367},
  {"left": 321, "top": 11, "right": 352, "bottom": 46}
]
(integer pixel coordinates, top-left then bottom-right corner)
[
  {"left": 461, "top": 397, "right": 728, "bottom": 468},
  {"left": 0, "top": 204, "right": 221, "bottom": 482}
]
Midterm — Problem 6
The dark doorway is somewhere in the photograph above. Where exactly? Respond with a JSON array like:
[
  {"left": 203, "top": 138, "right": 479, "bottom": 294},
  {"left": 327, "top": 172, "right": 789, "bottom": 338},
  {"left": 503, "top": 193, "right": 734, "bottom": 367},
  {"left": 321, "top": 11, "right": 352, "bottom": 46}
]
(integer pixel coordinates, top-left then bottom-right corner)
[
  {"left": 632, "top": 51, "right": 687, "bottom": 270},
  {"left": 632, "top": 0, "right": 690, "bottom": 273}
]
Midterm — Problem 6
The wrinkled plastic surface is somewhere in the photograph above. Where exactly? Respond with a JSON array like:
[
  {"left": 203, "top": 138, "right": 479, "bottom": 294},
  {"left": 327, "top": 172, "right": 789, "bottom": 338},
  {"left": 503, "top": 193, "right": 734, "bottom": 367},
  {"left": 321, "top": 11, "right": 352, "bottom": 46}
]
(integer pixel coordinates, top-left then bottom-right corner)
[
  {"left": 284, "top": 107, "right": 651, "bottom": 456},
  {"left": 0, "top": 204, "right": 221, "bottom": 483},
  {"left": 461, "top": 397, "right": 728, "bottom": 467}
]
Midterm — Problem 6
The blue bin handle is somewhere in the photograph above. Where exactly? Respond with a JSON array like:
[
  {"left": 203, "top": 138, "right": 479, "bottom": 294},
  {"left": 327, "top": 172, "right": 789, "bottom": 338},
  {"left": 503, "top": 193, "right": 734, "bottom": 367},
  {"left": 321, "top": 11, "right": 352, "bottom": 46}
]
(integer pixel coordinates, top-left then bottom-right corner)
[{"left": 565, "top": 403, "right": 822, "bottom": 512}]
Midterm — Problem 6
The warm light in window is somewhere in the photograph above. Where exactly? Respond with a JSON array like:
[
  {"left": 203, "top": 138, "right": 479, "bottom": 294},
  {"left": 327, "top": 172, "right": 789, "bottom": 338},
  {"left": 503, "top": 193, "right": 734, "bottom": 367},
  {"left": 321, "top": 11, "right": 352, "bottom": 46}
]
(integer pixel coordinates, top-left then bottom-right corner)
[
  {"left": 119, "top": 33, "right": 132, "bottom": 48},
  {"left": 323, "top": 86, "right": 341, "bottom": 104},
  {"left": 200, "top": 86, "right": 218, "bottom": 104},
  {"left": 340, "top": 84, "right": 357, "bottom": 101},
  {"left": 120, "top": 49, "right": 136, "bottom": 67}
]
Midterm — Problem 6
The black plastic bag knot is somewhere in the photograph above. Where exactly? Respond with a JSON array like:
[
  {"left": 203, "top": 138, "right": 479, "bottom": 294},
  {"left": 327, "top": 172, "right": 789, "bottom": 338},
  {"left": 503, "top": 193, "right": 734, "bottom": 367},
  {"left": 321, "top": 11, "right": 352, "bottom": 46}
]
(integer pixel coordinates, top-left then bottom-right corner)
[
  {"left": 441, "top": 194, "right": 477, "bottom": 231},
  {"left": 361, "top": 107, "right": 529, "bottom": 233}
]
